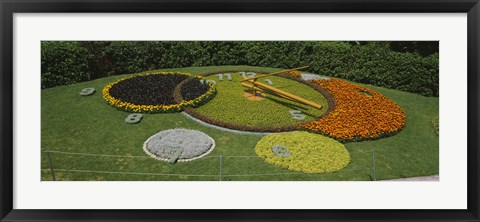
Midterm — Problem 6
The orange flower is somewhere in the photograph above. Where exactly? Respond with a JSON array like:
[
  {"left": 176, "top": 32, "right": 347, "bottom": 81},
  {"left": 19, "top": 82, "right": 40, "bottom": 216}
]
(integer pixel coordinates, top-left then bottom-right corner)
[
  {"left": 287, "top": 71, "right": 301, "bottom": 77},
  {"left": 303, "top": 78, "right": 406, "bottom": 141}
]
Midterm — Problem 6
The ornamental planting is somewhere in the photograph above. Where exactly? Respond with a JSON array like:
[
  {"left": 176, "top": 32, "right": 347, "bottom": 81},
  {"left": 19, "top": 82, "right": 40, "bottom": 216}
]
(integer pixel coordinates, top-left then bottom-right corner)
[
  {"left": 102, "top": 71, "right": 216, "bottom": 113},
  {"left": 303, "top": 78, "right": 406, "bottom": 141},
  {"left": 255, "top": 131, "right": 351, "bottom": 173},
  {"left": 143, "top": 128, "right": 216, "bottom": 163}
]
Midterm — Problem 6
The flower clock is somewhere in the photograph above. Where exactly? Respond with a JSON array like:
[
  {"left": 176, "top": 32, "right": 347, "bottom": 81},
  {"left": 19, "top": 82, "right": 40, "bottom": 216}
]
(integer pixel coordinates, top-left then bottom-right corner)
[{"left": 102, "top": 71, "right": 216, "bottom": 113}]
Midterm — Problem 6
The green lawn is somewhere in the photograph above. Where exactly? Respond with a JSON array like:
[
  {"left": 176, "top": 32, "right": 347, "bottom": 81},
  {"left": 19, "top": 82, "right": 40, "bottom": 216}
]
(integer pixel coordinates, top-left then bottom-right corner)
[{"left": 41, "top": 65, "right": 439, "bottom": 181}]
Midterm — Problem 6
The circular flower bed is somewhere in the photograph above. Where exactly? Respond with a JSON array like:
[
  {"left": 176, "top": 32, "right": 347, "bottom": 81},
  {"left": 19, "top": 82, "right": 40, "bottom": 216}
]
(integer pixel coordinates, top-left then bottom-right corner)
[
  {"left": 184, "top": 70, "right": 333, "bottom": 132},
  {"left": 143, "top": 128, "right": 215, "bottom": 163},
  {"left": 254, "top": 131, "right": 350, "bottom": 173},
  {"left": 181, "top": 77, "right": 212, "bottom": 100},
  {"left": 102, "top": 72, "right": 216, "bottom": 113},
  {"left": 303, "top": 78, "right": 406, "bottom": 142}
]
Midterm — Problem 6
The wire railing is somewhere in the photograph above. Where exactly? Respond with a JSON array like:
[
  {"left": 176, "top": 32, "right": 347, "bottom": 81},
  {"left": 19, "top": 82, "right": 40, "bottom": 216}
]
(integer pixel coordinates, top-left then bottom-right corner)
[{"left": 41, "top": 149, "right": 377, "bottom": 181}]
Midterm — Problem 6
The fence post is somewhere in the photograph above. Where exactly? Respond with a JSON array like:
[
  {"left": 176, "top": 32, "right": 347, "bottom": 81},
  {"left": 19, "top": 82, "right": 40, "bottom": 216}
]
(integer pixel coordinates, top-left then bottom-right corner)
[
  {"left": 219, "top": 155, "right": 223, "bottom": 181},
  {"left": 372, "top": 150, "right": 377, "bottom": 181},
  {"left": 46, "top": 150, "right": 56, "bottom": 181}
]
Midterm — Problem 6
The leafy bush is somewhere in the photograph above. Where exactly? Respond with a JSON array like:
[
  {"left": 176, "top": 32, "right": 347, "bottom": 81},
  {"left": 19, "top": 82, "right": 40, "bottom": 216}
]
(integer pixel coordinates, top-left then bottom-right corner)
[
  {"left": 78, "top": 41, "right": 115, "bottom": 79},
  {"left": 41, "top": 41, "right": 92, "bottom": 88},
  {"left": 345, "top": 43, "right": 439, "bottom": 96},
  {"left": 103, "top": 41, "right": 151, "bottom": 74},
  {"left": 254, "top": 131, "right": 351, "bottom": 173},
  {"left": 308, "top": 42, "right": 353, "bottom": 76},
  {"left": 390, "top": 41, "right": 439, "bottom": 56},
  {"left": 42, "top": 41, "right": 439, "bottom": 97}
]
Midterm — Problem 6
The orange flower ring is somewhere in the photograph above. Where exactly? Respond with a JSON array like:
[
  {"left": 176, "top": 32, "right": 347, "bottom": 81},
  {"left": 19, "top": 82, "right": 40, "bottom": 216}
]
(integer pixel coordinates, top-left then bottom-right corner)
[{"left": 303, "top": 78, "right": 406, "bottom": 142}]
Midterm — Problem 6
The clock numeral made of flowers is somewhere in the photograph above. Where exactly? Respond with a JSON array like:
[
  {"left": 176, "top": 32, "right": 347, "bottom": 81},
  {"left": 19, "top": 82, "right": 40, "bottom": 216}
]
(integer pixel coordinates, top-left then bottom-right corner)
[
  {"left": 264, "top": 79, "right": 273, "bottom": 85},
  {"left": 239, "top": 72, "right": 256, "bottom": 78},
  {"left": 125, "top": 114, "right": 143, "bottom": 124},
  {"left": 79, "top": 87, "right": 95, "bottom": 96},
  {"left": 200, "top": 80, "right": 217, "bottom": 85},
  {"left": 161, "top": 146, "right": 184, "bottom": 164},
  {"left": 289, "top": 110, "right": 306, "bottom": 120},
  {"left": 216, "top": 73, "right": 232, "bottom": 81},
  {"left": 271, "top": 144, "right": 291, "bottom": 158}
]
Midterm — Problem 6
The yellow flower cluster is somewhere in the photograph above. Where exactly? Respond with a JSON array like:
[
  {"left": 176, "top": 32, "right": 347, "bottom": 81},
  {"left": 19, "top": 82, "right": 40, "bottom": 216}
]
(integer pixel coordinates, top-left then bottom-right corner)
[
  {"left": 102, "top": 71, "right": 216, "bottom": 113},
  {"left": 255, "top": 131, "right": 351, "bottom": 174}
]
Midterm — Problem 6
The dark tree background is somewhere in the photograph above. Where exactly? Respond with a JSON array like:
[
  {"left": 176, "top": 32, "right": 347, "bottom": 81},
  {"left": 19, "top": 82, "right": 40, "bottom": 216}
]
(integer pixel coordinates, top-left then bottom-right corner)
[{"left": 41, "top": 41, "right": 439, "bottom": 96}]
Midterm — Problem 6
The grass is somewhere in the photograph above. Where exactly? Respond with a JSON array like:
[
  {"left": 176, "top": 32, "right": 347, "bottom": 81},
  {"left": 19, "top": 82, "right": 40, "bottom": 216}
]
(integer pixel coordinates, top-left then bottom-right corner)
[
  {"left": 195, "top": 72, "right": 329, "bottom": 127},
  {"left": 432, "top": 115, "right": 439, "bottom": 136},
  {"left": 41, "top": 65, "right": 439, "bottom": 181}
]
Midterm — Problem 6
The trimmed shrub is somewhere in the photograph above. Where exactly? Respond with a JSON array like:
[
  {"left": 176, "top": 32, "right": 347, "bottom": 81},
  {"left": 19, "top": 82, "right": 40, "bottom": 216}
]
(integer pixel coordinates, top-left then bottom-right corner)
[
  {"left": 41, "top": 41, "right": 92, "bottom": 88},
  {"left": 255, "top": 131, "right": 351, "bottom": 173},
  {"left": 78, "top": 41, "right": 115, "bottom": 79},
  {"left": 308, "top": 41, "right": 353, "bottom": 76},
  {"left": 346, "top": 43, "right": 439, "bottom": 96},
  {"left": 102, "top": 41, "right": 150, "bottom": 75},
  {"left": 41, "top": 41, "right": 439, "bottom": 97}
]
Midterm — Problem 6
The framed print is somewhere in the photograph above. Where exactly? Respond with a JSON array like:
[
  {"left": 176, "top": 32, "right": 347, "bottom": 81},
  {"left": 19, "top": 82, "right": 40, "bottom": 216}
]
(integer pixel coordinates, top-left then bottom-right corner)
[{"left": 1, "top": 0, "right": 479, "bottom": 221}]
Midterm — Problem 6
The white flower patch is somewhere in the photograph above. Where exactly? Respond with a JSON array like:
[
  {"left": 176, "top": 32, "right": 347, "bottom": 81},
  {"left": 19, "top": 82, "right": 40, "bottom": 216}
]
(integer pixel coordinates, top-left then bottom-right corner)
[
  {"left": 143, "top": 128, "right": 215, "bottom": 163},
  {"left": 300, "top": 73, "right": 330, "bottom": 81}
]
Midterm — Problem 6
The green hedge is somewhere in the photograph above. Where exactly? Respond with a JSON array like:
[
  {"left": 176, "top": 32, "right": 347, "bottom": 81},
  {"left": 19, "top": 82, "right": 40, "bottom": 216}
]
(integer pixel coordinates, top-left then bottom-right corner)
[
  {"left": 41, "top": 42, "right": 93, "bottom": 88},
  {"left": 41, "top": 41, "right": 439, "bottom": 96}
]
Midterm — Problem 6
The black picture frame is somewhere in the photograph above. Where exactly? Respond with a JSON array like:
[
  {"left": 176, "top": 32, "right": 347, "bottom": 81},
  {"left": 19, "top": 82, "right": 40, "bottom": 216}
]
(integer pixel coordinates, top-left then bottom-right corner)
[{"left": 1, "top": 0, "right": 479, "bottom": 221}]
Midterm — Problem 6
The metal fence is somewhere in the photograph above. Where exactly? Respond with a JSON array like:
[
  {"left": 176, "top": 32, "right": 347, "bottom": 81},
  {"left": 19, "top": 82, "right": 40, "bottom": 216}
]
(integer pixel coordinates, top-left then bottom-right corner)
[{"left": 41, "top": 149, "right": 378, "bottom": 181}]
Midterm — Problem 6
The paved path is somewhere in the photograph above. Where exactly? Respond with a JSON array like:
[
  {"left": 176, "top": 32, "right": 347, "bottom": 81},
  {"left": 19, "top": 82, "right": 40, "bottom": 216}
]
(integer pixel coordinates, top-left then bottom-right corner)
[{"left": 384, "top": 175, "right": 439, "bottom": 181}]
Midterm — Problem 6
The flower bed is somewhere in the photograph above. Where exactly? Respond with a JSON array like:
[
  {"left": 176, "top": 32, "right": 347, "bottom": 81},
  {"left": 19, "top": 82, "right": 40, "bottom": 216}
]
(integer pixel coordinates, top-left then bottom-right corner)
[
  {"left": 254, "top": 131, "right": 350, "bottom": 173},
  {"left": 183, "top": 70, "right": 334, "bottom": 132},
  {"left": 102, "top": 72, "right": 216, "bottom": 113},
  {"left": 143, "top": 128, "right": 215, "bottom": 163},
  {"left": 303, "top": 78, "right": 406, "bottom": 142},
  {"left": 287, "top": 70, "right": 301, "bottom": 77}
]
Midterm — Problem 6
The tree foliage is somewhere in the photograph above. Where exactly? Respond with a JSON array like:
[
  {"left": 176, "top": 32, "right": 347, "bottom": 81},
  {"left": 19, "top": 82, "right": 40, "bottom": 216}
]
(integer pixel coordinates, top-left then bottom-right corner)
[{"left": 41, "top": 41, "right": 439, "bottom": 96}]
